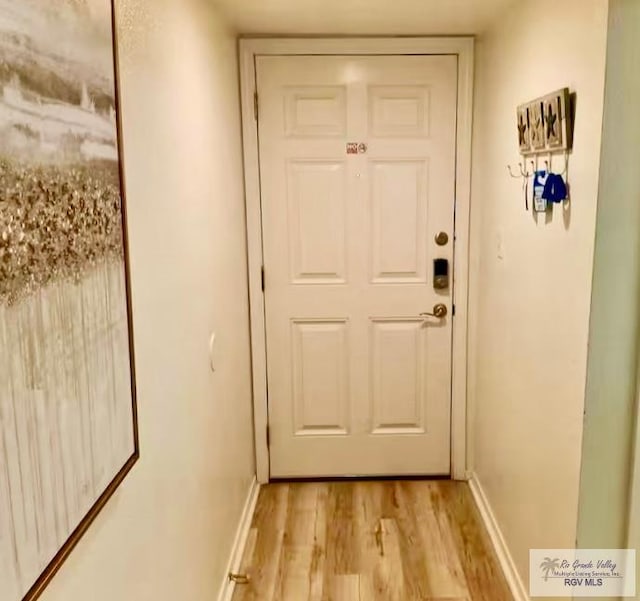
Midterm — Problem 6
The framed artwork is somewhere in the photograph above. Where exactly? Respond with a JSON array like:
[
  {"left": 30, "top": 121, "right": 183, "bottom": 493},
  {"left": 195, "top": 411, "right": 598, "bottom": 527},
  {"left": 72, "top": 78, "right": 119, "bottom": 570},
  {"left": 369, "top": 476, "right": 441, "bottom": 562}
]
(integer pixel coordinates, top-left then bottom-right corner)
[
  {"left": 517, "top": 88, "right": 573, "bottom": 156},
  {"left": 544, "top": 88, "right": 572, "bottom": 150},
  {"left": 516, "top": 104, "right": 531, "bottom": 152},
  {"left": 0, "top": 2, "right": 138, "bottom": 601},
  {"left": 528, "top": 100, "right": 546, "bottom": 151}
]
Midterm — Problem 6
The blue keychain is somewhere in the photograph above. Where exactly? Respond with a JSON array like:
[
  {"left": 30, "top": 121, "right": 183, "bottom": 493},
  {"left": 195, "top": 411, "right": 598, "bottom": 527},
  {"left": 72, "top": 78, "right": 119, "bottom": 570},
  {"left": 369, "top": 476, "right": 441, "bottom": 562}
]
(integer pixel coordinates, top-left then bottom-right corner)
[{"left": 532, "top": 170, "right": 548, "bottom": 212}]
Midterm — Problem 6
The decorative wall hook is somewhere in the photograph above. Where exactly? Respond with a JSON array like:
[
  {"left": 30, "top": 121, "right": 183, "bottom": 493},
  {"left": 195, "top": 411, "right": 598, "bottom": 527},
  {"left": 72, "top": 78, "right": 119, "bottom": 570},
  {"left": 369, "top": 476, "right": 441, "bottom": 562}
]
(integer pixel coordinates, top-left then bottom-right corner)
[
  {"left": 557, "top": 151, "right": 569, "bottom": 176},
  {"left": 507, "top": 164, "right": 521, "bottom": 178},
  {"left": 523, "top": 161, "right": 535, "bottom": 177},
  {"left": 506, "top": 161, "right": 532, "bottom": 210},
  {"left": 543, "top": 151, "right": 569, "bottom": 177},
  {"left": 507, "top": 161, "right": 534, "bottom": 179}
]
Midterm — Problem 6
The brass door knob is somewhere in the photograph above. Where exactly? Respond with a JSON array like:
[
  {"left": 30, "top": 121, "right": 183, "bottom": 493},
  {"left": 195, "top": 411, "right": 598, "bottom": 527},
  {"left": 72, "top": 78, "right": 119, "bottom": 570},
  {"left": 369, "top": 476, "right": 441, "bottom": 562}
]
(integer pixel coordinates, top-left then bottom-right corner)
[
  {"left": 435, "top": 232, "right": 449, "bottom": 246},
  {"left": 420, "top": 304, "right": 448, "bottom": 319}
]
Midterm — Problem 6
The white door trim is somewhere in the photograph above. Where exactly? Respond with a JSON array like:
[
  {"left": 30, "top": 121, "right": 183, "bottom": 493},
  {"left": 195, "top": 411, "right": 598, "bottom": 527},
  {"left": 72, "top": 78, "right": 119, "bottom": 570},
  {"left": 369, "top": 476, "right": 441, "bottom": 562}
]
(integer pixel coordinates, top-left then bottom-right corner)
[{"left": 239, "top": 37, "right": 475, "bottom": 483}]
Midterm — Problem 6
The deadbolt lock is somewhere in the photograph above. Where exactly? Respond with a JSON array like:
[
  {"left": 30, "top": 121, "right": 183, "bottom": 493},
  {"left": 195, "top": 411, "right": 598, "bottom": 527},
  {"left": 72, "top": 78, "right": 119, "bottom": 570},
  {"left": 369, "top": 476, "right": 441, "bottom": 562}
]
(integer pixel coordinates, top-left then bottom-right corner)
[
  {"left": 434, "top": 275, "right": 448, "bottom": 290},
  {"left": 420, "top": 304, "right": 448, "bottom": 319},
  {"left": 433, "top": 258, "right": 449, "bottom": 290},
  {"left": 435, "top": 232, "right": 449, "bottom": 246}
]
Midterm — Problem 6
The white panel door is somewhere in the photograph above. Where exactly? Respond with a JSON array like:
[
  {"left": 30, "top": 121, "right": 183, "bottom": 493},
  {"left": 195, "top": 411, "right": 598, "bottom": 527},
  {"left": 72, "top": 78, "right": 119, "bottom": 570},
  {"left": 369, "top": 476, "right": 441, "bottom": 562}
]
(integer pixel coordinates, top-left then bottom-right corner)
[{"left": 257, "top": 55, "right": 457, "bottom": 477}]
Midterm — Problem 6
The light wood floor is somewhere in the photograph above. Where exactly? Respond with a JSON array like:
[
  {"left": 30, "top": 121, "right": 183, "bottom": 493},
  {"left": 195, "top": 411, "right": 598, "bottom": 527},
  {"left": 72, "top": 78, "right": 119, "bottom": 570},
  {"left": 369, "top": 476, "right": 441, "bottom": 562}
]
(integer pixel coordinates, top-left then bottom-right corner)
[{"left": 232, "top": 480, "right": 513, "bottom": 601}]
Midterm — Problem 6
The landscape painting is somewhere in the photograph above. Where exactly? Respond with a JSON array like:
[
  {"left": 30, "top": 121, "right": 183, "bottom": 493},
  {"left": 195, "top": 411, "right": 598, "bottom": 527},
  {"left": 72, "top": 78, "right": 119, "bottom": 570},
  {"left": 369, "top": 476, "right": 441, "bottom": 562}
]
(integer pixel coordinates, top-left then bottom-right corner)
[{"left": 0, "top": 1, "right": 138, "bottom": 600}]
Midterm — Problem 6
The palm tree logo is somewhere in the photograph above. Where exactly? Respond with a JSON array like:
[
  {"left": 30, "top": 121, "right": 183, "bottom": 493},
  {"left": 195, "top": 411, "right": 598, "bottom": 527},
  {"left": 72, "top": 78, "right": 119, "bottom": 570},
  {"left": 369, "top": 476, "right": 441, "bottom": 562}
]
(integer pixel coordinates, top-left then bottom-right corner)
[{"left": 540, "top": 557, "right": 561, "bottom": 581}]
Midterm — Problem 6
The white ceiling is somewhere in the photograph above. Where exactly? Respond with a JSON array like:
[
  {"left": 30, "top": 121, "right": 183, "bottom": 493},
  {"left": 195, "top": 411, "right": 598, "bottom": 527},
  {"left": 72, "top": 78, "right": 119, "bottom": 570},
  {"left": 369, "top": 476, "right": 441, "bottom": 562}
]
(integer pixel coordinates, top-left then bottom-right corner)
[{"left": 213, "top": 0, "right": 516, "bottom": 35}]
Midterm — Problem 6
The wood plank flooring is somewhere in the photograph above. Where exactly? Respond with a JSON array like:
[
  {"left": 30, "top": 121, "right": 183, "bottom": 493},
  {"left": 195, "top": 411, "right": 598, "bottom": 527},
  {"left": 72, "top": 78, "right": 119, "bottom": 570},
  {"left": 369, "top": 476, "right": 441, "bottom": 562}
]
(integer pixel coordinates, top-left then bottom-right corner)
[{"left": 232, "top": 480, "right": 513, "bottom": 601}]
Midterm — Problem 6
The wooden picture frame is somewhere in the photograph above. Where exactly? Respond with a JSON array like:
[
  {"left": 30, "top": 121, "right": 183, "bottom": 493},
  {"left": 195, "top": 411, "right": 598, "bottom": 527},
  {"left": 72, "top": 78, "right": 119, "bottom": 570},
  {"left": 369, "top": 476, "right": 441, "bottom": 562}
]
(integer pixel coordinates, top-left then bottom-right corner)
[
  {"left": 543, "top": 88, "right": 572, "bottom": 150},
  {"left": 518, "top": 87, "right": 573, "bottom": 156},
  {"left": 529, "top": 99, "right": 546, "bottom": 151},
  {"left": 0, "top": 3, "right": 139, "bottom": 600},
  {"left": 516, "top": 104, "right": 531, "bottom": 152}
]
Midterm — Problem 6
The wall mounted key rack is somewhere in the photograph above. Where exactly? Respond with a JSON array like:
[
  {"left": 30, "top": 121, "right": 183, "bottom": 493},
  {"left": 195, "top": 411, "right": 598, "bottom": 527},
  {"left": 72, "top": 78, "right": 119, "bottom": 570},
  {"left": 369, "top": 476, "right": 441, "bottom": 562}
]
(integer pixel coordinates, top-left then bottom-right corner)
[{"left": 507, "top": 87, "right": 575, "bottom": 212}]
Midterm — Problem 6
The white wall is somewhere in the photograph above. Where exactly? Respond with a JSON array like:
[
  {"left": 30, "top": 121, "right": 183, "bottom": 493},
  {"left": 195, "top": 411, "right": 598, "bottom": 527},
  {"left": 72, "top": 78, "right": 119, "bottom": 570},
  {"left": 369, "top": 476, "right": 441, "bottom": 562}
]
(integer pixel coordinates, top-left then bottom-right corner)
[
  {"left": 40, "top": 0, "right": 255, "bottom": 600},
  {"left": 578, "top": 0, "right": 640, "bottom": 555},
  {"left": 470, "top": 0, "right": 608, "bottom": 589}
]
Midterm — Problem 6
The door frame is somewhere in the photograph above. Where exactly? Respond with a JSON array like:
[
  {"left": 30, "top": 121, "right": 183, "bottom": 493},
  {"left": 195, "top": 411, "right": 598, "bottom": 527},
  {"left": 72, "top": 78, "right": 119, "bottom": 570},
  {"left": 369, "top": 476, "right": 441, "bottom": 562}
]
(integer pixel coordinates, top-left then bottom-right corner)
[{"left": 239, "top": 37, "right": 475, "bottom": 483}]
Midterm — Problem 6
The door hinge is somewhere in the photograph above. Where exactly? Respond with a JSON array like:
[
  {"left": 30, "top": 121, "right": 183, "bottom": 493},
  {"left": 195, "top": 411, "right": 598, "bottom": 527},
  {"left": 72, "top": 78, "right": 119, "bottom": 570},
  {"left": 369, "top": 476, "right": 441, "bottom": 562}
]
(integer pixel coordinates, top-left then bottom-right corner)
[
  {"left": 452, "top": 304, "right": 456, "bottom": 316},
  {"left": 266, "top": 425, "right": 270, "bottom": 447},
  {"left": 253, "top": 91, "right": 259, "bottom": 121},
  {"left": 261, "top": 265, "right": 265, "bottom": 291}
]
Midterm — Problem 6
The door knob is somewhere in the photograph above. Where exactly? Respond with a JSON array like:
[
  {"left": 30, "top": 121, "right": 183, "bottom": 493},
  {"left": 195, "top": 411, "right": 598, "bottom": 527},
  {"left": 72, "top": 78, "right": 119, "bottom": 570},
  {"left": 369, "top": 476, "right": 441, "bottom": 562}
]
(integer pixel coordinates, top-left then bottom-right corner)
[
  {"left": 420, "top": 304, "right": 448, "bottom": 319},
  {"left": 435, "top": 232, "right": 449, "bottom": 246}
]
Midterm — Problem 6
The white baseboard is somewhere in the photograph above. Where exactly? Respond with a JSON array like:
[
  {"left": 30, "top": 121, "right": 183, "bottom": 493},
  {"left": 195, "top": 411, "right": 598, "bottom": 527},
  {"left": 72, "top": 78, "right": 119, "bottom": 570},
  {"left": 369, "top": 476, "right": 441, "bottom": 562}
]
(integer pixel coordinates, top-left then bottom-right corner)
[
  {"left": 468, "top": 473, "right": 530, "bottom": 601},
  {"left": 217, "top": 476, "right": 260, "bottom": 601}
]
